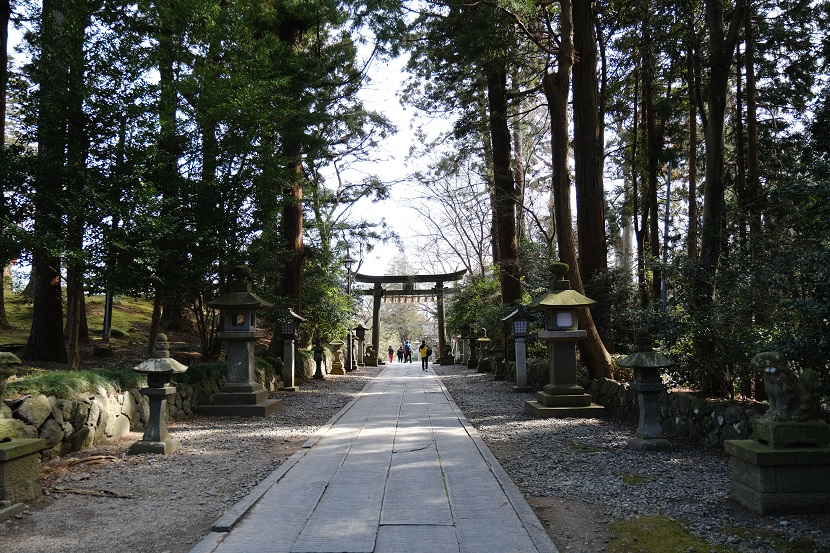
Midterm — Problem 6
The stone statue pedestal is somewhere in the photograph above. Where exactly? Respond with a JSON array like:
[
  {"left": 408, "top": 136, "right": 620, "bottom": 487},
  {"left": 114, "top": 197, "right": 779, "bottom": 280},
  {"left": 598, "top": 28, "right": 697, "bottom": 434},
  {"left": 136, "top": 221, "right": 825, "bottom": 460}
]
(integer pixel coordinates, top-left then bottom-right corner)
[
  {"left": 0, "top": 439, "right": 47, "bottom": 505},
  {"left": 725, "top": 439, "right": 830, "bottom": 514},
  {"left": 753, "top": 419, "right": 830, "bottom": 449}
]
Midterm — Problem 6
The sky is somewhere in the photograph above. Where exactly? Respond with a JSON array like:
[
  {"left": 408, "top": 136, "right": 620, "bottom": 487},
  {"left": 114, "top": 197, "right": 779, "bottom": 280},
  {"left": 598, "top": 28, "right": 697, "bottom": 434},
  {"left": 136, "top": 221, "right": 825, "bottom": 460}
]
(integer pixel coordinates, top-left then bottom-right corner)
[{"left": 338, "top": 52, "right": 451, "bottom": 277}]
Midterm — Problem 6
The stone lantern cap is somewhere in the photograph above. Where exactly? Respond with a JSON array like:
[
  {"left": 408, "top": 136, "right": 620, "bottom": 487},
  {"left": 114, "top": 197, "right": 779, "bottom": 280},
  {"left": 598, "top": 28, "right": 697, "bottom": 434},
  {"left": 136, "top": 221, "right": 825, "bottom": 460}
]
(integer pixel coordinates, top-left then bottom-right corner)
[
  {"left": 133, "top": 333, "right": 188, "bottom": 375},
  {"left": 476, "top": 329, "right": 491, "bottom": 344},
  {"left": 207, "top": 266, "right": 273, "bottom": 310},
  {"left": 618, "top": 329, "right": 674, "bottom": 369},
  {"left": 527, "top": 262, "right": 596, "bottom": 310}
]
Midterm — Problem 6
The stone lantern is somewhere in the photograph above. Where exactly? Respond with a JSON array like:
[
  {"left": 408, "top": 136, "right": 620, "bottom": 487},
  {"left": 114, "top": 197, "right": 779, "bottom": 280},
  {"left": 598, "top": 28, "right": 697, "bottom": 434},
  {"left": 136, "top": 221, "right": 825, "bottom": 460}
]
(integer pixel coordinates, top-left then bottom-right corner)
[
  {"left": 618, "top": 329, "right": 673, "bottom": 451},
  {"left": 279, "top": 309, "right": 307, "bottom": 392},
  {"left": 328, "top": 340, "right": 345, "bottom": 375},
  {"left": 200, "top": 266, "right": 282, "bottom": 417},
  {"left": 503, "top": 307, "right": 533, "bottom": 392},
  {"left": 313, "top": 340, "right": 326, "bottom": 380},
  {"left": 476, "top": 329, "right": 492, "bottom": 373},
  {"left": 525, "top": 262, "right": 604, "bottom": 418},
  {"left": 460, "top": 324, "right": 471, "bottom": 364},
  {"left": 355, "top": 324, "right": 367, "bottom": 367},
  {"left": 130, "top": 333, "right": 188, "bottom": 454}
]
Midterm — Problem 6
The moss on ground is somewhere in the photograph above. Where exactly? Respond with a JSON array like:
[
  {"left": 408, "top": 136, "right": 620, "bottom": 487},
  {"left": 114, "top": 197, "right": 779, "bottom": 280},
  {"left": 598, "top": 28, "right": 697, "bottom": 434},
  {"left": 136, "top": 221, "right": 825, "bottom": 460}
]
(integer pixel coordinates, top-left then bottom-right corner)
[{"left": 609, "top": 515, "right": 736, "bottom": 553}]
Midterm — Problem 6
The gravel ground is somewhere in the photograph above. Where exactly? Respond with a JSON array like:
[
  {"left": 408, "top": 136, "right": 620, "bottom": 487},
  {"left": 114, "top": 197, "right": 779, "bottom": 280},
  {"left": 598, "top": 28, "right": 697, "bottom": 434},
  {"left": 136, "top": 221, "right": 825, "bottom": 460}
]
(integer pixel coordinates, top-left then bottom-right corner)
[{"left": 1, "top": 363, "right": 829, "bottom": 553}]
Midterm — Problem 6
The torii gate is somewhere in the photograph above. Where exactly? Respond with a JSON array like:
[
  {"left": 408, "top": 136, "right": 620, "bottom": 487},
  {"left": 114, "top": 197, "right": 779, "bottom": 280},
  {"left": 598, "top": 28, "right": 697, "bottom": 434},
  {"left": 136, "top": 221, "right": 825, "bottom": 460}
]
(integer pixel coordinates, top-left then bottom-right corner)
[{"left": 354, "top": 269, "right": 466, "bottom": 359}]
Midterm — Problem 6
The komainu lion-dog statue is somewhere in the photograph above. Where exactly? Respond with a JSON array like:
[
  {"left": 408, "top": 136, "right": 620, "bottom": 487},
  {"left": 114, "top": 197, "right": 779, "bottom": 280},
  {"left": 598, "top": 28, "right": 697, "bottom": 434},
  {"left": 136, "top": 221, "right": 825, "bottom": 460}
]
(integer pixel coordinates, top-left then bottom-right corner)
[{"left": 753, "top": 351, "right": 820, "bottom": 422}]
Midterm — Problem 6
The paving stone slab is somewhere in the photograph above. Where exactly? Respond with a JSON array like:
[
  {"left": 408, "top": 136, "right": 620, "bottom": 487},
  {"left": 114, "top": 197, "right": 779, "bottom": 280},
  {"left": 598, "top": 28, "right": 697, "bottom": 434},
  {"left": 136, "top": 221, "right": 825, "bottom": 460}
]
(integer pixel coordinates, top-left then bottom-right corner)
[
  {"left": 191, "top": 364, "right": 558, "bottom": 553},
  {"left": 375, "top": 525, "right": 460, "bottom": 553}
]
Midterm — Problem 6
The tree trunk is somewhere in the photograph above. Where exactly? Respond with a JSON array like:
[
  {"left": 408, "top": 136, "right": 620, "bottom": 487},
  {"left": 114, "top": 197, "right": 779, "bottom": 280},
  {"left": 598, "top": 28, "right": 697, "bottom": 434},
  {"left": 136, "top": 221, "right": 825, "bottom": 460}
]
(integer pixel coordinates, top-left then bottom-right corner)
[
  {"left": 487, "top": 66, "right": 521, "bottom": 305},
  {"left": 572, "top": 0, "right": 610, "bottom": 344},
  {"left": 0, "top": 267, "right": 9, "bottom": 330},
  {"left": 23, "top": 0, "right": 69, "bottom": 363},
  {"left": 0, "top": 1, "right": 9, "bottom": 330},
  {"left": 512, "top": 126, "right": 526, "bottom": 243},
  {"left": 64, "top": 1, "right": 91, "bottom": 369},
  {"left": 644, "top": 31, "right": 661, "bottom": 305},
  {"left": 698, "top": 0, "right": 745, "bottom": 306},
  {"left": 744, "top": 3, "right": 761, "bottom": 256},
  {"left": 687, "top": 40, "right": 699, "bottom": 260},
  {"left": 281, "top": 152, "right": 304, "bottom": 314},
  {"left": 544, "top": 0, "right": 612, "bottom": 379},
  {"left": 147, "top": 0, "right": 184, "bottom": 350},
  {"left": 148, "top": 287, "right": 163, "bottom": 356}
]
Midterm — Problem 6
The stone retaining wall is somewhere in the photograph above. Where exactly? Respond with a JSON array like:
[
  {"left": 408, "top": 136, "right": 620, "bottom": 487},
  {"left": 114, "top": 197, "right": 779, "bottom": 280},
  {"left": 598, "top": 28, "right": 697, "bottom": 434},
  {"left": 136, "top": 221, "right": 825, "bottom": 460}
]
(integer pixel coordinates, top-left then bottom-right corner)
[
  {"left": 580, "top": 376, "right": 764, "bottom": 449},
  {"left": 1, "top": 371, "right": 227, "bottom": 459},
  {"left": 1, "top": 351, "right": 332, "bottom": 460}
]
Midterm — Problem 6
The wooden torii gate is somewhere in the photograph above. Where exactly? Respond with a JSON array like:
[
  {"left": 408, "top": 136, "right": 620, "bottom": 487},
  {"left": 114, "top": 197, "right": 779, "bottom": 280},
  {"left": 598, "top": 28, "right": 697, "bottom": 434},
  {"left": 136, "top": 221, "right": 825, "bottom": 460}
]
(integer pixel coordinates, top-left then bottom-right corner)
[{"left": 354, "top": 269, "right": 466, "bottom": 359}]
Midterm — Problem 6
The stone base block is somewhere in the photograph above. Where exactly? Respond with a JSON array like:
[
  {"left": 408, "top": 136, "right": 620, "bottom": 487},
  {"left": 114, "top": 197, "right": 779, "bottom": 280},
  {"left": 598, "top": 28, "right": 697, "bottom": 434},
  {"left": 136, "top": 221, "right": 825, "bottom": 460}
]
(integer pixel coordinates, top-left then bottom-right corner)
[
  {"left": 438, "top": 355, "right": 455, "bottom": 365},
  {"left": 210, "top": 382, "right": 269, "bottom": 406},
  {"left": 525, "top": 400, "right": 605, "bottom": 419},
  {"left": 330, "top": 367, "right": 346, "bottom": 375},
  {"left": 535, "top": 390, "right": 593, "bottom": 408},
  {"left": 627, "top": 437, "right": 673, "bottom": 452},
  {"left": 129, "top": 438, "right": 180, "bottom": 455},
  {"left": 198, "top": 398, "right": 283, "bottom": 417},
  {"left": 0, "top": 501, "right": 26, "bottom": 523},
  {"left": 725, "top": 439, "right": 830, "bottom": 515},
  {"left": 0, "top": 438, "right": 47, "bottom": 503},
  {"left": 752, "top": 419, "right": 830, "bottom": 448}
]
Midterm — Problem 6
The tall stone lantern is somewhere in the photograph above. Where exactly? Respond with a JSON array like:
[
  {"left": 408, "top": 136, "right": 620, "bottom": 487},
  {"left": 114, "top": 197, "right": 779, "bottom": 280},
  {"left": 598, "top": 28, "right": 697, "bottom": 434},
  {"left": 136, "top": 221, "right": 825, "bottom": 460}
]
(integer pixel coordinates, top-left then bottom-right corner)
[
  {"left": 618, "top": 329, "right": 673, "bottom": 451},
  {"left": 355, "top": 323, "right": 367, "bottom": 367},
  {"left": 525, "top": 262, "right": 604, "bottom": 418},
  {"left": 459, "top": 324, "right": 471, "bottom": 365},
  {"left": 279, "top": 309, "right": 307, "bottom": 392},
  {"left": 476, "top": 329, "right": 492, "bottom": 373},
  {"left": 503, "top": 307, "right": 533, "bottom": 392},
  {"left": 200, "top": 266, "right": 283, "bottom": 417}
]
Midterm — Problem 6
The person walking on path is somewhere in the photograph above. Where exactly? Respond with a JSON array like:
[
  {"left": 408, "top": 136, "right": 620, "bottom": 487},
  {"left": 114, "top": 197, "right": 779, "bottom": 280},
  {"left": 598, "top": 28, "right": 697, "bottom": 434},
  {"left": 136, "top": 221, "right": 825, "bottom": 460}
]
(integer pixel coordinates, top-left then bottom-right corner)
[
  {"left": 404, "top": 340, "right": 412, "bottom": 363},
  {"left": 396, "top": 346, "right": 404, "bottom": 363},
  {"left": 419, "top": 340, "right": 431, "bottom": 370},
  {"left": 388, "top": 345, "right": 394, "bottom": 363}
]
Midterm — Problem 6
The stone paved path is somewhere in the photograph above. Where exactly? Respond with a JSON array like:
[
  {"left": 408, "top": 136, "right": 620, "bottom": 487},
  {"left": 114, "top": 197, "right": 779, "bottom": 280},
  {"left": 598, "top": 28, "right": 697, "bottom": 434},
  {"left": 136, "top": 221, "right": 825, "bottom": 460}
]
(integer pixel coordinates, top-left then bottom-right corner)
[{"left": 190, "top": 363, "right": 558, "bottom": 553}]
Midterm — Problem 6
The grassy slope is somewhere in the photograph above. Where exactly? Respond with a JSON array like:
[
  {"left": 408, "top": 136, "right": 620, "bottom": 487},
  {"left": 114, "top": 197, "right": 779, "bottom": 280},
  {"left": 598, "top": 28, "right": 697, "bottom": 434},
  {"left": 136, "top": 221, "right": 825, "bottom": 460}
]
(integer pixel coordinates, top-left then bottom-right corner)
[{"left": 1, "top": 292, "right": 156, "bottom": 346}]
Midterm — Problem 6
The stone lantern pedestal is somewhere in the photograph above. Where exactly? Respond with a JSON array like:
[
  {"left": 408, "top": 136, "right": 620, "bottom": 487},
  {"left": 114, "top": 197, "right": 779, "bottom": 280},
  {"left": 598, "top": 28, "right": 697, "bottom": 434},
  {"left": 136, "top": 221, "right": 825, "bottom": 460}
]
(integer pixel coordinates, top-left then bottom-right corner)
[
  {"left": 725, "top": 351, "right": 830, "bottom": 514},
  {"left": 200, "top": 266, "right": 282, "bottom": 417},
  {"left": 525, "top": 263, "right": 604, "bottom": 419}
]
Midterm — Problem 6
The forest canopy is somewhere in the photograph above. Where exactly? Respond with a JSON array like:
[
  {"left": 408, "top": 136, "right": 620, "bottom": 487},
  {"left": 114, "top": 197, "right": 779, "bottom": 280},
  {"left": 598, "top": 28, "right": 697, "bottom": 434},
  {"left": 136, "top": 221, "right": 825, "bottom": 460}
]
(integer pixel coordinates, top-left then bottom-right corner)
[{"left": 1, "top": 0, "right": 829, "bottom": 399}]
